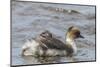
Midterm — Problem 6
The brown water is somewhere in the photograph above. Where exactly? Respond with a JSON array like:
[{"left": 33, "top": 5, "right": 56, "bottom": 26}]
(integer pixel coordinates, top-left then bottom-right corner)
[{"left": 11, "top": 1, "right": 96, "bottom": 66}]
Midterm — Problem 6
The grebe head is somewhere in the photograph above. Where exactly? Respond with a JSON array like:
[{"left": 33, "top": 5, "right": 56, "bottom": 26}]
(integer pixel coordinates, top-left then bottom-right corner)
[
  {"left": 38, "top": 30, "right": 52, "bottom": 41},
  {"left": 40, "top": 30, "right": 52, "bottom": 38},
  {"left": 66, "top": 26, "right": 84, "bottom": 55},
  {"left": 67, "top": 26, "right": 84, "bottom": 40}
]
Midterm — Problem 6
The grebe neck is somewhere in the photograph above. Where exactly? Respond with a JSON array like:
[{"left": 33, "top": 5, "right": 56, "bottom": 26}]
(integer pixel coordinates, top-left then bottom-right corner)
[{"left": 66, "top": 37, "right": 77, "bottom": 54}]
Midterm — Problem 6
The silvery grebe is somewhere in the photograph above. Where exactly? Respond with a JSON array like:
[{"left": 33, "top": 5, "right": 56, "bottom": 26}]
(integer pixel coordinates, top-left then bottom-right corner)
[{"left": 21, "top": 26, "right": 84, "bottom": 57}]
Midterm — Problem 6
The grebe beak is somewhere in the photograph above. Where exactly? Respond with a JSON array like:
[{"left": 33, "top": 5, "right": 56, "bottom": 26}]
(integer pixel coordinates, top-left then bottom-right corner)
[{"left": 79, "top": 34, "right": 84, "bottom": 38}]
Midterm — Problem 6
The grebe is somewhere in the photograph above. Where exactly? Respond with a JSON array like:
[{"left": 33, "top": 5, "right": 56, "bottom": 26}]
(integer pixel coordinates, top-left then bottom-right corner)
[{"left": 21, "top": 26, "right": 84, "bottom": 57}]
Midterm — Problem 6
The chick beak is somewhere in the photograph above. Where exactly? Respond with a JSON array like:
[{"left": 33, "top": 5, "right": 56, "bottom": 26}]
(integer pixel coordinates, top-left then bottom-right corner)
[{"left": 79, "top": 34, "right": 84, "bottom": 38}]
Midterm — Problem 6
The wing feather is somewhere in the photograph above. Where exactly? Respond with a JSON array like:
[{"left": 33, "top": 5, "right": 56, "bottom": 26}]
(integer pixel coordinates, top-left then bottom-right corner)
[{"left": 40, "top": 37, "right": 67, "bottom": 50}]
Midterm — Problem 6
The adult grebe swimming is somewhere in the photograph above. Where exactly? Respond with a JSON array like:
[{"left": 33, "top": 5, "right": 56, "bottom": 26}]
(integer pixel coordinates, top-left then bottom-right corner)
[{"left": 21, "top": 26, "right": 84, "bottom": 57}]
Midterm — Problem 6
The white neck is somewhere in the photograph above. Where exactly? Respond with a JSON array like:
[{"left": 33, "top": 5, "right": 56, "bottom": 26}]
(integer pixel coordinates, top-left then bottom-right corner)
[{"left": 66, "top": 37, "right": 77, "bottom": 54}]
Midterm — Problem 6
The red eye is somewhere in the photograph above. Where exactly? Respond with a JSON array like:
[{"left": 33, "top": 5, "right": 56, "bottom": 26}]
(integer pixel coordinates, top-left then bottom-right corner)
[{"left": 74, "top": 31, "right": 80, "bottom": 37}]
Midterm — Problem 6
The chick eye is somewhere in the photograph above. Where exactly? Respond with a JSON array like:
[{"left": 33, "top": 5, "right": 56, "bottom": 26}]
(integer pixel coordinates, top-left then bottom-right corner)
[
  {"left": 42, "top": 32, "right": 45, "bottom": 34},
  {"left": 46, "top": 33, "right": 49, "bottom": 36}
]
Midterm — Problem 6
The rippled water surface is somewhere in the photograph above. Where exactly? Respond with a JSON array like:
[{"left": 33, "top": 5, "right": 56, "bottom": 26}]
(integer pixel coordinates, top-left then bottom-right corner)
[{"left": 11, "top": 1, "right": 96, "bottom": 66}]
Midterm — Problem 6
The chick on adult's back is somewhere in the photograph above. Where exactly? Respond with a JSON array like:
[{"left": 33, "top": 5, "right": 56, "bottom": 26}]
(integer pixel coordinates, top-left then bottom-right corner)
[{"left": 21, "top": 26, "right": 84, "bottom": 57}]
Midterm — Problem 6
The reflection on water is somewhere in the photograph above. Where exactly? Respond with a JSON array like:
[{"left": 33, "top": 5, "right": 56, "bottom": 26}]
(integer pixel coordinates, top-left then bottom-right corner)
[
  {"left": 21, "top": 55, "right": 76, "bottom": 64},
  {"left": 11, "top": 1, "right": 96, "bottom": 66}
]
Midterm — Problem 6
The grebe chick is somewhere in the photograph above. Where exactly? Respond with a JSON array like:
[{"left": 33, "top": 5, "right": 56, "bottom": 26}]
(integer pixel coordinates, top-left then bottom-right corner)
[
  {"left": 21, "top": 26, "right": 84, "bottom": 57},
  {"left": 21, "top": 30, "right": 53, "bottom": 56}
]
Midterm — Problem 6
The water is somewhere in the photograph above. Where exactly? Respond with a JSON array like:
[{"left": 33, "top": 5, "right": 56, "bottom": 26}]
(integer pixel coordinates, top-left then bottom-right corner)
[{"left": 11, "top": 1, "right": 96, "bottom": 66}]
